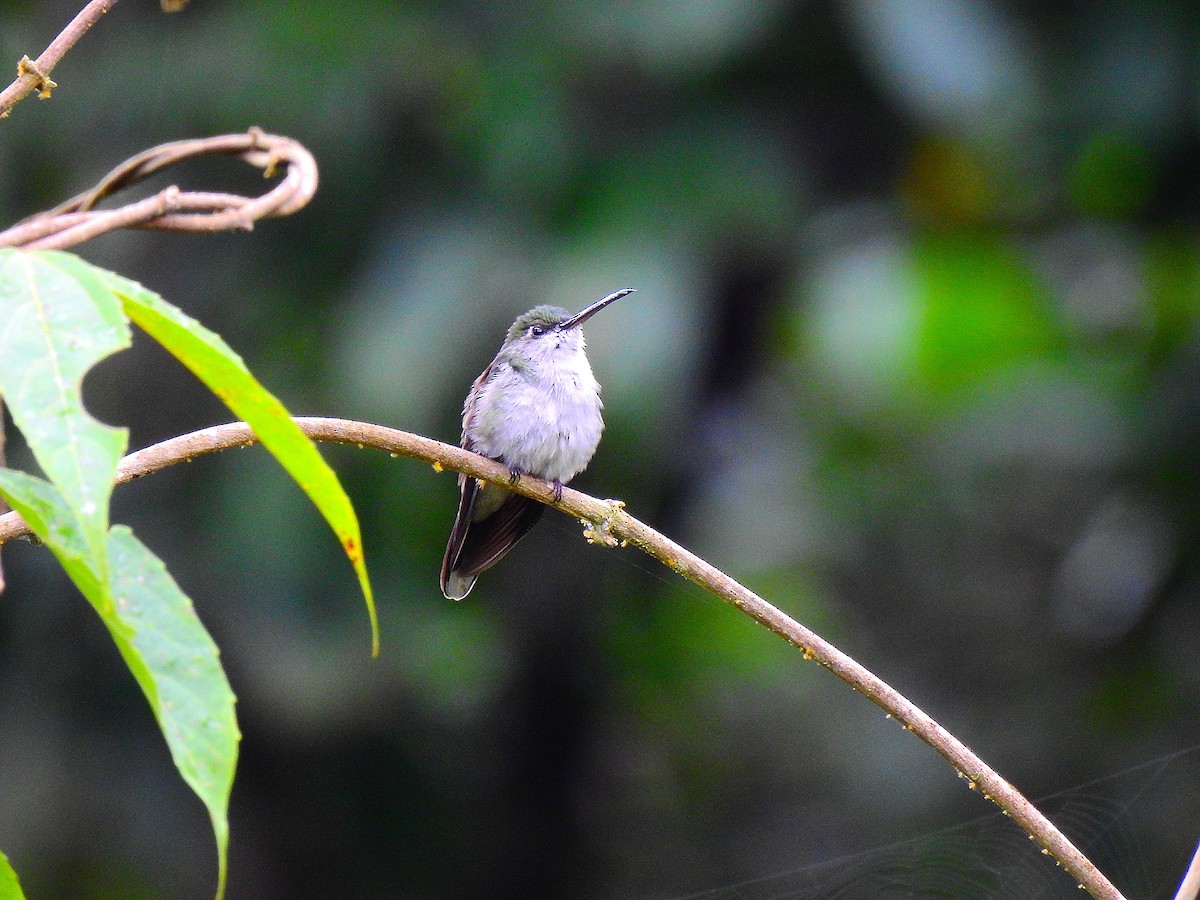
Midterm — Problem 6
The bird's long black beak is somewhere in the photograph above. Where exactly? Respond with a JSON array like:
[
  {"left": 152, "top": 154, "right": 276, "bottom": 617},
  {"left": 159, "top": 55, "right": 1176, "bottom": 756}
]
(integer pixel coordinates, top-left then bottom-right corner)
[{"left": 557, "top": 288, "right": 635, "bottom": 330}]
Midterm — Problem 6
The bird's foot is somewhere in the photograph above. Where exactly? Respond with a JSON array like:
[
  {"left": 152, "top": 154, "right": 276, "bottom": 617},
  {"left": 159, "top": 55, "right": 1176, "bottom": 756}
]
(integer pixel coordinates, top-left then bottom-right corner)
[
  {"left": 551, "top": 479, "right": 564, "bottom": 502},
  {"left": 507, "top": 466, "right": 522, "bottom": 485}
]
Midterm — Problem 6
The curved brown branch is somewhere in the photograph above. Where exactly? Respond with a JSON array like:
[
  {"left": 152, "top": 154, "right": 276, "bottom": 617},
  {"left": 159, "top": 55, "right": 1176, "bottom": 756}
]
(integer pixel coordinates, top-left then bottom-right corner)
[
  {"left": 0, "top": 417, "right": 1128, "bottom": 900},
  {"left": 0, "top": 0, "right": 120, "bottom": 118},
  {"left": 0, "top": 129, "right": 319, "bottom": 250},
  {"left": 1177, "top": 841, "right": 1200, "bottom": 900}
]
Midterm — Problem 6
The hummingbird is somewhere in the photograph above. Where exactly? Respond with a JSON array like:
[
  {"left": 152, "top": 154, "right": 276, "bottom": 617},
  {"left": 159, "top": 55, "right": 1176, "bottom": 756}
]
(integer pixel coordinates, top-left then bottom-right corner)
[{"left": 440, "top": 288, "right": 635, "bottom": 600}]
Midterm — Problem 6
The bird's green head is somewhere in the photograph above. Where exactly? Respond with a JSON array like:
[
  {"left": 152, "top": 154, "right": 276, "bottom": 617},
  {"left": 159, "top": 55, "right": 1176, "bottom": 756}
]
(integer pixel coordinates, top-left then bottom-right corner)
[{"left": 505, "top": 305, "right": 571, "bottom": 344}]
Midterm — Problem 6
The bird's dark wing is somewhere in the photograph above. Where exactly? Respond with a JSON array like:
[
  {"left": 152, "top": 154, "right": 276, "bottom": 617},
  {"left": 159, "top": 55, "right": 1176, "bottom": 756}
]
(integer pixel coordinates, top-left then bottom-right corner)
[
  {"left": 441, "top": 475, "right": 480, "bottom": 600},
  {"left": 441, "top": 482, "right": 544, "bottom": 600},
  {"left": 442, "top": 354, "right": 547, "bottom": 599},
  {"left": 441, "top": 359, "right": 493, "bottom": 599}
]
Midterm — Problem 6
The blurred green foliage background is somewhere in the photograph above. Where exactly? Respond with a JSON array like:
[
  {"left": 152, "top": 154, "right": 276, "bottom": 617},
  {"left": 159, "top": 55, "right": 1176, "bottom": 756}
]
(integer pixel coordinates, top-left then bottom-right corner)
[{"left": 1, "top": 1, "right": 1199, "bottom": 897}]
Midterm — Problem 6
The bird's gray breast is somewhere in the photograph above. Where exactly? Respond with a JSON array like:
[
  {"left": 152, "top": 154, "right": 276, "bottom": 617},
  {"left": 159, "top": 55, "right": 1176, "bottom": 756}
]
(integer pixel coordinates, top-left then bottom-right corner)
[{"left": 469, "top": 355, "right": 603, "bottom": 483}]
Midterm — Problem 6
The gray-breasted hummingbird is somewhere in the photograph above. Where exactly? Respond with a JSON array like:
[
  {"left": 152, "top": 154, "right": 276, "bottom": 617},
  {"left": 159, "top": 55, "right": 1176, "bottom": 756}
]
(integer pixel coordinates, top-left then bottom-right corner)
[{"left": 440, "top": 288, "right": 635, "bottom": 600}]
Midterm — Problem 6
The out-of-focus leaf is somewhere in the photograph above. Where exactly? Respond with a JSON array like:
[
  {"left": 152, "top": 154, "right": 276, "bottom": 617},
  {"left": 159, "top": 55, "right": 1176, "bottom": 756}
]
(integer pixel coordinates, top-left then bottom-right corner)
[
  {"left": 1146, "top": 235, "right": 1200, "bottom": 361},
  {"left": 103, "top": 270, "right": 380, "bottom": 656},
  {"left": 1070, "top": 133, "right": 1155, "bottom": 217},
  {"left": 911, "top": 233, "right": 1064, "bottom": 396}
]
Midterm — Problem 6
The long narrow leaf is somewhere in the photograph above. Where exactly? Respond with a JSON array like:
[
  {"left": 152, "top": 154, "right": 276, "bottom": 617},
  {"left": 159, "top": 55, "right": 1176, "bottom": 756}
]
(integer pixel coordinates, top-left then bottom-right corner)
[
  {"left": 0, "top": 849, "right": 25, "bottom": 900},
  {"left": 103, "top": 269, "right": 379, "bottom": 655}
]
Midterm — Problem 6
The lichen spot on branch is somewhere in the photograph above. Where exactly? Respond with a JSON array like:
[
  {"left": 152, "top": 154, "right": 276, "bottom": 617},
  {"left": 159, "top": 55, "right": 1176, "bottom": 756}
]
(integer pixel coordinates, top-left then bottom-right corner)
[
  {"left": 17, "top": 55, "right": 57, "bottom": 99},
  {"left": 582, "top": 499, "right": 626, "bottom": 548}
]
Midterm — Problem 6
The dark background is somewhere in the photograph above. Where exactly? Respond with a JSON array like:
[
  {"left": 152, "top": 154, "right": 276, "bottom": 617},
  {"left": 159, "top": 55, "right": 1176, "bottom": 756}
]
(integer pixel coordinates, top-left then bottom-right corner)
[{"left": 1, "top": 1, "right": 1199, "bottom": 898}]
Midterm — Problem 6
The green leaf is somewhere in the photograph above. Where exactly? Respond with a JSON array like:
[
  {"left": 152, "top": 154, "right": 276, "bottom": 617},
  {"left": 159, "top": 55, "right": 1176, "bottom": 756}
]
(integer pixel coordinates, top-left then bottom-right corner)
[
  {"left": 0, "top": 249, "right": 129, "bottom": 570},
  {"left": 0, "top": 849, "right": 26, "bottom": 900},
  {"left": 0, "top": 248, "right": 238, "bottom": 898},
  {"left": 0, "top": 467, "right": 107, "bottom": 606},
  {"left": 108, "top": 526, "right": 239, "bottom": 900},
  {"left": 0, "top": 472, "right": 238, "bottom": 900},
  {"left": 0, "top": 248, "right": 373, "bottom": 896},
  {"left": 102, "top": 269, "right": 380, "bottom": 656}
]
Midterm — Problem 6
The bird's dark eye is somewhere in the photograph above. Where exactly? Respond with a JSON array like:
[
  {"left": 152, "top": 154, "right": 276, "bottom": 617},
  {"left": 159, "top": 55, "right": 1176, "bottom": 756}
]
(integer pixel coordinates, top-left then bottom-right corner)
[{"left": 530, "top": 325, "right": 545, "bottom": 337}]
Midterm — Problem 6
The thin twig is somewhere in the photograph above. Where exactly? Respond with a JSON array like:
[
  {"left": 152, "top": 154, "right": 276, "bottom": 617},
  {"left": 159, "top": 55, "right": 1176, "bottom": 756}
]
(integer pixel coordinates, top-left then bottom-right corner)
[
  {"left": 0, "top": 417, "right": 1129, "bottom": 900},
  {"left": 0, "top": 0, "right": 120, "bottom": 118},
  {"left": 1176, "top": 841, "right": 1200, "bottom": 900},
  {"left": 0, "top": 129, "right": 319, "bottom": 249}
]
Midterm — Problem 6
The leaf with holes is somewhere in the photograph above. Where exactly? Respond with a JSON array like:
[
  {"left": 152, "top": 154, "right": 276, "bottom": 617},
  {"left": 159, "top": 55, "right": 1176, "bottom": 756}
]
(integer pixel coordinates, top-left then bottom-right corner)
[
  {"left": 0, "top": 249, "right": 238, "bottom": 898},
  {"left": 0, "top": 249, "right": 128, "bottom": 573}
]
